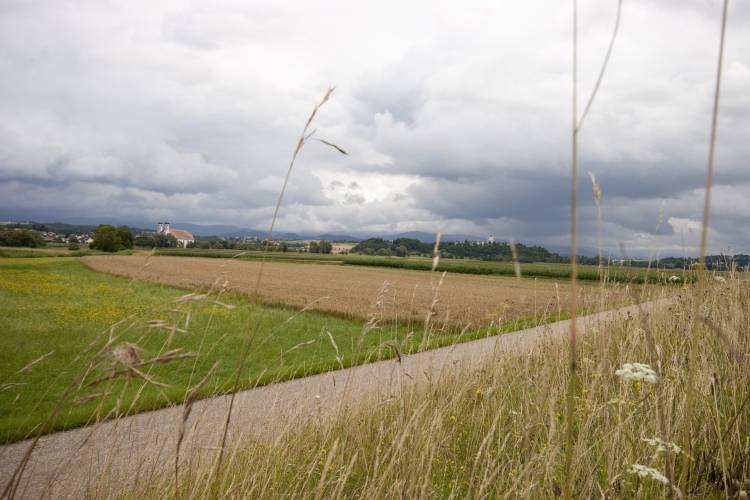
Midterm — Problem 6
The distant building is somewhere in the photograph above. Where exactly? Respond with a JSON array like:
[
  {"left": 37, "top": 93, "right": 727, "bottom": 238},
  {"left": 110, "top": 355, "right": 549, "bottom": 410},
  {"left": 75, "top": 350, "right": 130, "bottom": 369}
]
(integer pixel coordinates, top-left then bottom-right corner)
[
  {"left": 487, "top": 235, "right": 496, "bottom": 244},
  {"left": 156, "top": 221, "right": 194, "bottom": 248}
]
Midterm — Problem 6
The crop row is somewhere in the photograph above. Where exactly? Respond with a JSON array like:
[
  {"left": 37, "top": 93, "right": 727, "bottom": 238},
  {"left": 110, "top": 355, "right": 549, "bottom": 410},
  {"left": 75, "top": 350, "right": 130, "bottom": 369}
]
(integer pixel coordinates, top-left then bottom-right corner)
[{"left": 151, "top": 248, "right": 693, "bottom": 284}]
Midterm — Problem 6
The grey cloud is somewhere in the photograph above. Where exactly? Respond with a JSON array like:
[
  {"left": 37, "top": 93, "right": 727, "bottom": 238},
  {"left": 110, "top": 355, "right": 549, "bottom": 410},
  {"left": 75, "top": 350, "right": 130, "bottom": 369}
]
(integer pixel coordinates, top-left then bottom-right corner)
[
  {"left": 343, "top": 193, "right": 365, "bottom": 205},
  {"left": 0, "top": 0, "right": 748, "bottom": 256}
]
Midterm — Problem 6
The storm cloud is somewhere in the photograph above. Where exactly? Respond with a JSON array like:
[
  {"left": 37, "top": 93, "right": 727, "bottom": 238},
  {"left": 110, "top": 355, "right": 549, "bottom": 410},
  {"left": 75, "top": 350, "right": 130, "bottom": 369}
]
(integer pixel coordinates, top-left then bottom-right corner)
[{"left": 1, "top": 0, "right": 748, "bottom": 256}]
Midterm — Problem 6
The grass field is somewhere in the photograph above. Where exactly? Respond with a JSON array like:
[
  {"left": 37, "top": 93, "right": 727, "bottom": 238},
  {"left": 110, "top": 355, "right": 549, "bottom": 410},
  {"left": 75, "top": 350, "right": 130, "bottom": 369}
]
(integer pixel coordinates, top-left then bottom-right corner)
[
  {"left": 152, "top": 247, "right": 693, "bottom": 283},
  {"left": 0, "top": 258, "right": 414, "bottom": 442},
  {"left": 0, "top": 257, "right": 580, "bottom": 443},
  {"left": 0, "top": 245, "right": 134, "bottom": 259}
]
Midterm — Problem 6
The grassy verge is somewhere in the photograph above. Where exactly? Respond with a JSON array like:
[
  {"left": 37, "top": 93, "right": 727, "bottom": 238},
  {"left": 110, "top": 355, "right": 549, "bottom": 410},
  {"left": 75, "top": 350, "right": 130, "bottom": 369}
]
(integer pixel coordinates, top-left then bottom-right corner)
[
  {"left": 128, "top": 276, "right": 748, "bottom": 498},
  {"left": 0, "top": 258, "right": 576, "bottom": 443}
]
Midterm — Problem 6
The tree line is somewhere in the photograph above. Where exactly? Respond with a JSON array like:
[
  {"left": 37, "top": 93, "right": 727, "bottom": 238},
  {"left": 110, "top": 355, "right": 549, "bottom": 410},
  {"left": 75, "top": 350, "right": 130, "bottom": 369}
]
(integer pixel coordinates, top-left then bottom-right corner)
[
  {"left": 350, "top": 238, "right": 566, "bottom": 262},
  {"left": 0, "top": 229, "right": 46, "bottom": 248}
]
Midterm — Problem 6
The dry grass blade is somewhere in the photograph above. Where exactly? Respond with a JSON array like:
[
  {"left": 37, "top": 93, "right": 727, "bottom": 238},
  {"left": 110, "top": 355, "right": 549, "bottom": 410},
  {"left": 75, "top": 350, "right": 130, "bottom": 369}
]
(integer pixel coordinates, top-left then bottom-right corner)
[
  {"left": 576, "top": 0, "right": 623, "bottom": 131},
  {"left": 217, "top": 86, "right": 345, "bottom": 473},
  {"left": 315, "top": 138, "right": 348, "bottom": 155},
  {"left": 326, "top": 330, "right": 344, "bottom": 368},
  {"left": 147, "top": 320, "right": 187, "bottom": 334},
  {"left": 509, "top": 240, "right": 521, "bottom": 279},
  {"left": 172, "top": 293, "right": 209, "bottom": 303},
  {"left": 682, "top": 0, "right": 729, "bottom": 489},
  {"left": 0, "top": 382, "right": 27, "bottom": 391},
  {"left": 588, "top": 172, "right": 603, "bottom": 273},
  {"left": 282, "top": 339, "right": 317, "bottom": 355},
  {"left": 565, "top": 0, "right": 623, "bottom": 495},
  {"left": 431, "top": 228, "right": 442, "bottom": 272},
  {"left": 175, "top": 361, "right": 220, "bottom": 489},
  {"left": 284, "top": 296, "right": 330, "bottom": 324},
  {"left": 211, "top": 300, "right": 236, "bottom": 310},
  {"left": 698, "top": 0, "right": 728, "bottom": 269},
  {"left": 385, "top": 342, "right": 402, "bottom": 363},
  {"left": 15, "top": 351, "right": 55, "bottom": 375},
  {"left": 87, "top": 347, "right": 197, "bottom": 387},
  {"left": 564, "top": 2, "right": 580, "bottom": 496}
]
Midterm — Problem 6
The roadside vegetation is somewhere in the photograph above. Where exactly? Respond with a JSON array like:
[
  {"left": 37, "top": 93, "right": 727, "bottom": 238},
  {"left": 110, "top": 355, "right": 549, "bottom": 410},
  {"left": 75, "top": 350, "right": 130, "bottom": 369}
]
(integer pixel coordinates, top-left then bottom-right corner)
[{"left": 121, "top": 274, "right": 749, "bottom": 498}]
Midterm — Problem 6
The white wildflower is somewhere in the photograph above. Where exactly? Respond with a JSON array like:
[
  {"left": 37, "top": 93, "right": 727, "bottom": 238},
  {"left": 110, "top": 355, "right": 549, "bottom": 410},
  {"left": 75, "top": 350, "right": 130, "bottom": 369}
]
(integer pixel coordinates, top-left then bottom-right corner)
[
  {"left": 615, "top": 363, "right": 658, "bottom": 384},
  {"left": 669, "top": 275, "right": 680, "bottom": 282},
  {"left": 714, "top": 276, "right": 726, "bottom": 283},
  {"left": 642, "top": 437, "right": 684, "bottom": 457},
  {"left": 629, "top": 464, "right": 670, "bottom": 485}
]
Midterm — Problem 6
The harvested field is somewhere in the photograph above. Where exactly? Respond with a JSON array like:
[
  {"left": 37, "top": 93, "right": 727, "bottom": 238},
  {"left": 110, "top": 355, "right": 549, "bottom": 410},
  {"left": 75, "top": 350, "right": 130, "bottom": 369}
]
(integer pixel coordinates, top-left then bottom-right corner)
[{"left": 81, "top": 255, "right": 629, "bottom": 327}]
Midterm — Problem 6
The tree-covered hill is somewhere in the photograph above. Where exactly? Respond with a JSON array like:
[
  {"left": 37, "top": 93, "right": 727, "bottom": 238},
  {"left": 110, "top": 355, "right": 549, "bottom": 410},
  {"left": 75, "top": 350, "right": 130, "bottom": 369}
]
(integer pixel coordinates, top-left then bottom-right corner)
[{"left": 351, "top": 238, "right": 565, "bottom": 263}]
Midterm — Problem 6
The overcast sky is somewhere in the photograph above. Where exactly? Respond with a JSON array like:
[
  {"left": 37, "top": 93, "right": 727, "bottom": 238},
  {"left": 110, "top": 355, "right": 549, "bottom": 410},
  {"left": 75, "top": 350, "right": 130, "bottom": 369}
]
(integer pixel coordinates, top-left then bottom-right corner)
[{"left": 1, "top": 0, "right": 748, "bottom": 256}]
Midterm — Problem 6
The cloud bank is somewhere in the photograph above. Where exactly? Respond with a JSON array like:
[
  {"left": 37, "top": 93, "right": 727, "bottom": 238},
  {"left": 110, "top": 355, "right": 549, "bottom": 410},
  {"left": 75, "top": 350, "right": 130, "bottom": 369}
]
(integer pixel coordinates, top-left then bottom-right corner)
[{"left": 1, "top": 0, "right": 749, "bottom": 256}]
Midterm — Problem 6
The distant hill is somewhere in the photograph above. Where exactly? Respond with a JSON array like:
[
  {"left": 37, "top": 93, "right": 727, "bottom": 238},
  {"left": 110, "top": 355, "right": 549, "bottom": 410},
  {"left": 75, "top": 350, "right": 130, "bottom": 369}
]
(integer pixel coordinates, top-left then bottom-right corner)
[
  {"left": 3, "top": 221, "right": 151, "bottom": 235},
  {"left": 317, "top": 233, "right": 362, "bottom": 242},
  {"left": 171, "top": 222, "right": 253, "bottom": 237},
  {"left": 380, "top": 231, "right": 484, "bottom": 243},
  {"left": 171, "top": 223, "right": 302, "bottom": 240}
]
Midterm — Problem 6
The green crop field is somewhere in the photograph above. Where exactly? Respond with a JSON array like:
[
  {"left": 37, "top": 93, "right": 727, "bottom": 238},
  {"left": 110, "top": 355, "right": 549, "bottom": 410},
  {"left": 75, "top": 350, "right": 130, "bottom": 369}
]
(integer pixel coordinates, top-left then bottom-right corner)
[{"left": 0, "top": 258, "right": 557, "bottom": 443}]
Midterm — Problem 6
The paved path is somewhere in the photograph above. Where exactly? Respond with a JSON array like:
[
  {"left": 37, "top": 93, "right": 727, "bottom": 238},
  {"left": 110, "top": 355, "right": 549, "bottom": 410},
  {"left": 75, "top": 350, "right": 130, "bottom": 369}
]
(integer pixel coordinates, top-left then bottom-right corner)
[{"left": 0, "top": 300, "right": 665, "bottom": 499}]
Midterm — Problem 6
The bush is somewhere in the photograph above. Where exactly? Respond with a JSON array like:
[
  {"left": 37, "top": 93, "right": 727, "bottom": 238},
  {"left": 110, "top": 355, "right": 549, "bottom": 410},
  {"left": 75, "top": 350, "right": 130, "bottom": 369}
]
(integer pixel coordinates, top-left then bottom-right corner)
[
  {"left": 90, "top": 224, "right": 131, "bottom": 252},
  {"left": 68, "top": 243, "right": 80, "bottom": 251},
  {"left": 0, "top": 229, "right": 45, "bottom": 248}
]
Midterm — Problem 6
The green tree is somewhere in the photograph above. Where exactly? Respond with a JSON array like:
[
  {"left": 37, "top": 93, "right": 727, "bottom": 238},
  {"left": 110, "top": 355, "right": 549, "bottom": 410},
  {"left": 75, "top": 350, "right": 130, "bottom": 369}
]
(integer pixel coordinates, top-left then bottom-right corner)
[
  {"left": 318, "top": 240, "right": 333, "bottom": 254},
  {"left": 308, "top": 241, "right": 320, "bottom": 253},
  {"left": 0, "top": 229, "right": 45, "bottom": 248},
  {"left": 116, "top": 226, "right": 134, "bottom": 249},
  {"left": 90, "top": 225, "right": 123, "bottom": 252},
  {"left": 154, "top": 233, "right": 178, "bottom": 248},
  {"left": 395, "top": 245, "right": 408, "bottom": 257},
  {"left": 134, "top": 235, "right": 156, "bottom": 247}
]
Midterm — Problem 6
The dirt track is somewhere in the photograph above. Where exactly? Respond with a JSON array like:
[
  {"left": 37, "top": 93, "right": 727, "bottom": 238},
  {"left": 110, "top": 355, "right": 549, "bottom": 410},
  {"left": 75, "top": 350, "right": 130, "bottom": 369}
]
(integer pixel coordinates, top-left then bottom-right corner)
[{"left": 81, "top": 255, "right": 600, "bottom": 327}]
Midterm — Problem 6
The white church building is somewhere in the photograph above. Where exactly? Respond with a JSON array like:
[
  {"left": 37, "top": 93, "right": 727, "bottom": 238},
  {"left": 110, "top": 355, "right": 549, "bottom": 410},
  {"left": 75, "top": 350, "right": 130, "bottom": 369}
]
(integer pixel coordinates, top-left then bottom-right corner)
[{"left": 156, "top": 222, "right": 195, "bottom": 248}]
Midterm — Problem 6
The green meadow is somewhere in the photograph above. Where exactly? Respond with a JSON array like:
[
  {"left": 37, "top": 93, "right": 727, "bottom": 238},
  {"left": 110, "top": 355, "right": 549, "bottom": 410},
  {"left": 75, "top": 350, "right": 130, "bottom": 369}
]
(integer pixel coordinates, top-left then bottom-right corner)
[
  {"left": 0, "top": 257, "right": 551, "bottom": 443},
  {"left": 0, "top": 258, "right": 411, "bottom": 442}
]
